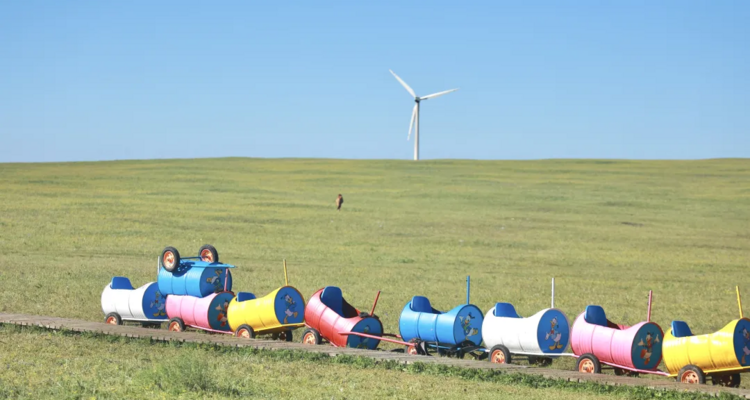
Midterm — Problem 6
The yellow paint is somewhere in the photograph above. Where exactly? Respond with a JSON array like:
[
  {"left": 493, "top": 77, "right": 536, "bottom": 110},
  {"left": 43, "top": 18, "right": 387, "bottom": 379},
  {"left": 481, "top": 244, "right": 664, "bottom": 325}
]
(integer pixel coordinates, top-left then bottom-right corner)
[
  {"left": 284, "top": 259, "right": 289, "bottom": 286},
  {"left": 227, "top": 286, "right": 304, "bottom": 334},
  {"left": 663, "top": 319, "right": 744, "bottom": 376},
  {"left": 737, "top": 286, "right": 744, "bottom": 319}
]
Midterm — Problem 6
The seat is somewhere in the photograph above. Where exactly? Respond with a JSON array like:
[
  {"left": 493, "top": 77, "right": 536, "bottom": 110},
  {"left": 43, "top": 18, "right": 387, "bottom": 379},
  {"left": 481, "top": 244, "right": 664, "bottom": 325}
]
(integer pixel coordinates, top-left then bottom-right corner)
[
  {"left": 493, "top": 302, "right": 520, "bottom": 318},
  {"left": 410, "top": 296, "right": 433, "bottom": 313},
  {"left": 584, "top": 305, "right": 608, "bottom": 327},
  {"left": 321, "top": 286, "right": 344, "bottom": 316},
  {"left": 671, "top": 321, "right": 693, "bottom": 338},
  {"left": 110, "top": 277, "right": 133, "bottom": 290},
  {"left": 237, "top": 292, "right": 256, "bottom": 302}
]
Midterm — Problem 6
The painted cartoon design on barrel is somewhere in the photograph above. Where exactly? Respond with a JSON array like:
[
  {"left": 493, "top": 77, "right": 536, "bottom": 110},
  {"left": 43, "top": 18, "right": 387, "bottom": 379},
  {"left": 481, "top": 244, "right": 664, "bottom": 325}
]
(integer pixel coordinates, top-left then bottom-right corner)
[
  {"left": 304, "top": 287, "right": 383, "bottom": 349},
  {"left": 663, "top": 318, "right": 750, "bottom": 375},
  {"left": 482, "top": 303, "right": 570, "bottom": 355},
  {"left": 101, "top": 277, "right": 168, "bottom": 322},
  {"left": 570, "top": 305, "right": 663, "bottom": 371},
  {"left": 399, "top": 296, "right": 483, "bottom": 346},
  {"left": 157, "top": 260, "right": 233, "bottom": 298},
  {"left": 227, "top": 286, "right": 306, "bottom": 334},
  {"left": 166, "top": 292, "right": 235, "bottom": 331}
]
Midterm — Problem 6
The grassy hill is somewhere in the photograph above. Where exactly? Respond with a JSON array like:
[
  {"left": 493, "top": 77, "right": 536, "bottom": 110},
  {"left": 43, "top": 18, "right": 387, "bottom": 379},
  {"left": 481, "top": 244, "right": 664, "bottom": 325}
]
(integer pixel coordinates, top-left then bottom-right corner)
[{"left": 0, "top": 158, "right": 748, "bottom": 397}]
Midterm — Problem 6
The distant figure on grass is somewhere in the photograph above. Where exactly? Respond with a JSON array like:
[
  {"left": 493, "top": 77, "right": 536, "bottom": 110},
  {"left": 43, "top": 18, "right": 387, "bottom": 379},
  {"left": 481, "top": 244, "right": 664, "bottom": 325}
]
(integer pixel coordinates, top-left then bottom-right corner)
[{"left": 336, "top": 194, "right": 344, "bottom": 211}]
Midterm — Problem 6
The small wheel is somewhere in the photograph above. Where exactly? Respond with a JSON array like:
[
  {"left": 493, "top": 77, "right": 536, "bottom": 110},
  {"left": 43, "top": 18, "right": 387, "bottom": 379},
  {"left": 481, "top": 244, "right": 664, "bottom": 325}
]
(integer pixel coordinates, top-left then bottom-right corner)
[
  {"left": 199, "top": 244, "right": 219, "bottom": 263},
  {"left": 489, "top": 345, "right": 511, "bottom": 364},
  {"left": 162, "top": 247, "right": 181, "bottom": 272},
  {"left": 529, "top": 356, "right": 553, "bottom": 367},
  {"left": 104, "top": 313, "right": 122, "bottom": 325},
  {"left": 302, "top": 328, "right": 321, "bottom": 345},
  {"left": 678, "top": 365, "right": 706, "bottom": 384},
  {"left": 614, "top": 368, "right": 639, "bottom": 377},
  {"left": 406, "top": 345, "right": 419, "bottom": 355},
  {"left": 577, "top": 353, "right": 601, "bottom": 374},
  {"left": 235, "top": 325, "right": 255, "bottom": 339},
  {"left": 711, "top": 373, "right": 739, "bottom": 387},
  {"left": 168, "top": 317, "right": 185, "bottom": 332},
  {"left": 278, "top": 330, "right": 293, "bottom": 342}
]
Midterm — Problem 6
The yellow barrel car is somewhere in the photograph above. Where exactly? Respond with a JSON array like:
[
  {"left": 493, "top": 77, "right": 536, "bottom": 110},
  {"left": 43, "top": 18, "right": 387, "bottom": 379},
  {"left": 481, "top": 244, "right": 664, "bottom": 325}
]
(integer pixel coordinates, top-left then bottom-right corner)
[{"left": 663, "top": 288, "right": 750, "bottom": 386}]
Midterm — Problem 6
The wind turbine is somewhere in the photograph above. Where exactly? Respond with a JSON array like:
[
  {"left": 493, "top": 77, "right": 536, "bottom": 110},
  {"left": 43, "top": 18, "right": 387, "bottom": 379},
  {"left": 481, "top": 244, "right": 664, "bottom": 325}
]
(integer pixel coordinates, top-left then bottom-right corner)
[{"left": 389, "top": 69, "right": 458, "bottom": 161}]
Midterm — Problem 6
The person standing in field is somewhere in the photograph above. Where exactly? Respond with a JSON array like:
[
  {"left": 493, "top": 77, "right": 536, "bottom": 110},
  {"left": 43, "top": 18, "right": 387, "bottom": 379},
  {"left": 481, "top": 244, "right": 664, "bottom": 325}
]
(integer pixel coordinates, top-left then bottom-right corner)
[{"left": 336, "top": 194, "right": 344, "bottom": 211}]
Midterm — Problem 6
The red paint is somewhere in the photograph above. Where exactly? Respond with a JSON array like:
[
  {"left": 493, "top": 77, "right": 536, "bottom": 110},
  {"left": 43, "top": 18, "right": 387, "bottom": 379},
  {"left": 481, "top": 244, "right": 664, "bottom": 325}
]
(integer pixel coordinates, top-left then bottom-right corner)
[{"left": 304, "top": 288, "right": 367, "bottom": 347}]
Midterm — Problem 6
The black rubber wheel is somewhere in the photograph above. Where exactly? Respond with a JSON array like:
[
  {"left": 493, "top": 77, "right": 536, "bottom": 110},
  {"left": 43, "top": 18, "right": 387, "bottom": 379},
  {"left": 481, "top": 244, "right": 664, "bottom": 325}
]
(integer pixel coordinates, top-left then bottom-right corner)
[
  {"left": 529, "top": 356, "right": 553, "bottom": 367},
  {"left": 577, "top": 353, "right": 601, "bottom": 374},
  {"left": 489, "top": 345, "right": 512, "bottom": 364},
  {"left": 677, "top": 365, "right": 706, "bottom": 384},
  {"left": 104, "top": 312, "right": 122, "bottom": 325},
  {"left": 235, "top": 324, "right": 255, "bottom": 339},
  {"left": 168, "top": 317, "right": 185, "bottom": 332},
  {"left": 711, "top": 373, "right": 740, "bottom": 387},
  {"left": 614, "top": 367, "right": 639, "bottom": 377},
  {"left": 302, "top": 328, "right": 321, "bottom": 345},
  {"left": 278, "top": 330, "right": 293, "bottom": 342},
  {"left": 162, "top": 246, "right": 181, "bottom": 272},
  {"left": 199, "top": 244, "right": 219, "bottom": 263}
]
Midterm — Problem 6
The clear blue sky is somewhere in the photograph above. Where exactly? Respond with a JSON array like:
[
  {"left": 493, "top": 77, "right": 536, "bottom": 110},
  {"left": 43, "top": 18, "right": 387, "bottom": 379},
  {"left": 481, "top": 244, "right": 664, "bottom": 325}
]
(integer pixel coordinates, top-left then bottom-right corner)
[{"left": 1, "top": 1, "right": 748, "bottom": 162}]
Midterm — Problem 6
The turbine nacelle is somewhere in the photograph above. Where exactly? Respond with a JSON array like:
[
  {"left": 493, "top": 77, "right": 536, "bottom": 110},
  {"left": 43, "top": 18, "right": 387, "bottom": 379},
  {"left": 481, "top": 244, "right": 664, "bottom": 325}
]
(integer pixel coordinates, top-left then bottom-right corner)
[{"left": 389, "top": 69, "right": 458, "bottom": 160}]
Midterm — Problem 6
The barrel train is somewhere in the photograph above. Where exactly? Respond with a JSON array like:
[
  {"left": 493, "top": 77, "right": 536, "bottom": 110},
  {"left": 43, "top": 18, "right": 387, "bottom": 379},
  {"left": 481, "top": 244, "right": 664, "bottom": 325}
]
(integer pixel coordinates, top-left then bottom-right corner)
[
  {"left": 102, "top": 245, "right": 305, "bottom": 341},
  {"left": 102, "top": 248, "right": 750, "bottom": 386}
]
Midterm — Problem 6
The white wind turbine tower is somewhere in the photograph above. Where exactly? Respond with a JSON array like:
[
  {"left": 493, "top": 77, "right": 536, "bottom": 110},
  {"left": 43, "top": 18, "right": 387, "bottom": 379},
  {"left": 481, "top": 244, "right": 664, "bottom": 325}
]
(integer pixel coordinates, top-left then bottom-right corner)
[{"left": 389, "top": 69, "right": 458, "bottom": 161}]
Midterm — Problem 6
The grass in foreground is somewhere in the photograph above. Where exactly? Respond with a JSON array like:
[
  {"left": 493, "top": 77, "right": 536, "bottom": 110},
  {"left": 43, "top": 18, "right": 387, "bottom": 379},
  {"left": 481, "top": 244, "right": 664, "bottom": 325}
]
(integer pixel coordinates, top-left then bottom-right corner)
[{"left": 0, "top": 325, "right": 741, "bottom": 400}]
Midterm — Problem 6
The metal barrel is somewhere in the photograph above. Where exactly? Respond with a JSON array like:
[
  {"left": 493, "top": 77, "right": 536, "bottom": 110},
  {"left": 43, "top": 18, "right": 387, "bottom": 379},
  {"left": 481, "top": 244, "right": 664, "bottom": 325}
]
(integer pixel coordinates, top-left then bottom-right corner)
[
  {"left": 303, "top": 288, "right": 382, "bottom": 349},
  {"left": 157, "top": 261, "right": 233, "bottom": 298},
  {"left": 227, "top": 286, "right": 306, "bottom": 333},
  {"left": 663, "top": 318, "right": 750, "bottom": 375},
  {"left": 166, "top": 292, "right": 234, "bottom": 331},
  {"left": 399, "top": 297, "right": 483, "bottom": 346},
  {"left": 571, "top": 312, "right": 663, "bottom": 371},
  {"left": 101, "top": 278, "right": 167, "bottom": 321},
  {"left": 482, "top": 306, "right": 569, "bottom": 354}
]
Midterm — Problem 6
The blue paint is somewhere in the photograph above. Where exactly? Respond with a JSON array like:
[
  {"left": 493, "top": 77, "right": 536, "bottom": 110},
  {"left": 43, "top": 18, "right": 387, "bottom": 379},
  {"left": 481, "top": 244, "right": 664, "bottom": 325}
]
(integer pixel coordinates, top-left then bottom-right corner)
[
  {"left": 399, "top": 297, "right": 484, "bottom": 346},
  {"left": 347, "top": 317, "right": 383, "bottom": 350},
  {"left": 733, "top": 318, "right": 750, "bottom": 366},
  {"left": 630, "top": 322, "right": 663, "bottom": 370},
  {"left": 142, "top": 282, "right": 168, "bottom": 320},
  {"left": 206, "top": 292, "right": 234, "bottom": 331},
  {"left": 535, "top": 309, "right": 569, "bottom": 354},
  {"left": 274, "top": 286, "right": 304, "bottom": 325},
  {"left": 157, "top": 260, "right": 233, "bottom": 298}
]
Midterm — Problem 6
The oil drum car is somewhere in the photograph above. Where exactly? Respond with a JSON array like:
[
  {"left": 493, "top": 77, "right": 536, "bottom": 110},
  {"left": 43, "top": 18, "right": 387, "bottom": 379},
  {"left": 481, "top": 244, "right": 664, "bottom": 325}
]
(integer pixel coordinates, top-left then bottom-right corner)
[
  {"left": 662, "top": 287, "right": 750, "bottom": 386},
  {"left": 482, "top": 278, "right": 571, "bottom": 365},
  {"left": 570, "top": 291, "right": 665, "bottom": 377},
  {"left": 301, "top": 286, "right": 384, "bottom": 349},
  {"left": 166, "top": 291, "right": 236, "bottom": 333},
  {"left": 399, "top": 277, "right": 485, "bottom": 358},
  {"left": 157, "top": 245, "right": 234, "bottom": 298},
  {"left": 101, "top": 277, "right": 168, "bottom": 326},
  {"left": 225, "top": 259, "right": 307, "bottom": 341},
  {"left": 227, "top": 285, "right": 306, "bottom": 341}
]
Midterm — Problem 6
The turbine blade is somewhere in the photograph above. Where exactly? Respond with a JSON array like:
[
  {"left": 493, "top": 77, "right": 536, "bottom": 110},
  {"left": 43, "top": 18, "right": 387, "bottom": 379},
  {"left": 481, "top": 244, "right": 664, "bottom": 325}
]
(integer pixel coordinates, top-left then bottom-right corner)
[
  {"left": 389, "top": 69, "right": 416, "bottom": 98},
  {"left": 419, "top": 88, "right": 458, "bottom": 100},
  {"left": 408, "top": 103, "right": 417, "bottom": 140}
]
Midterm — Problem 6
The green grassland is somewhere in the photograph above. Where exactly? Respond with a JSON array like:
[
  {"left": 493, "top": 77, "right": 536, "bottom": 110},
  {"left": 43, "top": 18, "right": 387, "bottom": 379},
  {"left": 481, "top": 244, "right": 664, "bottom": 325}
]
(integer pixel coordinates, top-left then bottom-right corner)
[{"left": 0, "top": 158, "right": 748, "bottom": 397}]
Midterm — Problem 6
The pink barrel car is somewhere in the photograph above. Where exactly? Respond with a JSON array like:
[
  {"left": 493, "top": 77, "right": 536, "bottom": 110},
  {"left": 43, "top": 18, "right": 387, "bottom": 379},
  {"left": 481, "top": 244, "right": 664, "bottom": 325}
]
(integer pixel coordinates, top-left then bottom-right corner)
[{"left": 571, "top": 301, "right": 665, "bottom": 376}]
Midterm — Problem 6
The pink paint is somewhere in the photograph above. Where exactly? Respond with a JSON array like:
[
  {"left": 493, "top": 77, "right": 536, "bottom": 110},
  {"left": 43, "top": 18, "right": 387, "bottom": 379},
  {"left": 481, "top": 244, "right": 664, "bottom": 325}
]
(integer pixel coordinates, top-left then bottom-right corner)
[
  {"left": 166, "top": 293, "right": 218, "bottom": 329},
  {"left": 570, "top": 312, "right": 663, "bottom": 371}
]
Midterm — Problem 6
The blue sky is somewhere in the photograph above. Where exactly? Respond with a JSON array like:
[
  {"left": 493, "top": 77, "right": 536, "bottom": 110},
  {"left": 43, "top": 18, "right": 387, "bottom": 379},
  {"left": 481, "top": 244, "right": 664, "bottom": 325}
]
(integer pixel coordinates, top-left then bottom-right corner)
[{"left": 1, "top": 1, "right": 748, "bottom": 162}]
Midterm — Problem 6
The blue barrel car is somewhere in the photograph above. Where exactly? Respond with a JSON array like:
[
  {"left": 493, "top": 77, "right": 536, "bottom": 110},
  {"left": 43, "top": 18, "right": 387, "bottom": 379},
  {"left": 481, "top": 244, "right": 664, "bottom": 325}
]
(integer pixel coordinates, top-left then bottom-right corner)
[
  {"left": 399, "top": 278, "right": 484, "bottom": 358},
  {"left": 157, "top": 245, "right": 234, "bottom": 297}
]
